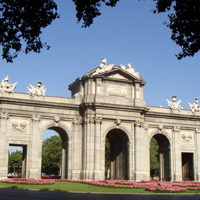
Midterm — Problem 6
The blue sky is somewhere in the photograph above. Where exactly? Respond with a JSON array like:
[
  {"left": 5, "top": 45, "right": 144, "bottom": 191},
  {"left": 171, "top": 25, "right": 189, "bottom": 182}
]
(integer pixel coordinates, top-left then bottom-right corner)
[{"left": 2, "top": 1, "right": 200, "bottom": 148}]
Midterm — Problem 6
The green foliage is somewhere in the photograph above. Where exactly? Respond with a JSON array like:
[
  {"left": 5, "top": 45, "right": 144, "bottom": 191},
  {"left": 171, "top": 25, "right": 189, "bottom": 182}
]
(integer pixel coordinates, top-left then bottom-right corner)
[
  {"left": 42, "top": 135, "right": 62, "bottom": 175},
  {"left": 105, "top": 137, "right": 110, "bottom": 177},
  {"left": 72, "top": 0, "right": 119, "bottom": 28},
  {"left": 1, "top": 0, "right": 200, "bottom": 61},
  {"left": 150, "top": 137, "right": 159, "bottom": 176},
  {"left": 0, "top": 0, "right": 59, "bottom": 62},
  {"left": 154, "top": 0, "right": 200, "bottom": 59},
  {"left": 8, "top": 150, "right": 22, "bottom": 173}
]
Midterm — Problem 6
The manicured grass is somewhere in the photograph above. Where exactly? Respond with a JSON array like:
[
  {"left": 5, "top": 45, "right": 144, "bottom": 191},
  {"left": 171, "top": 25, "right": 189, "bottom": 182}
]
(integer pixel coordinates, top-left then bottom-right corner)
[
  {"left": 0, "top": 181, "right": 152, "bottom": 193},
  {"left": 0, "top": 180, "right": 200, "bottom": 194}
]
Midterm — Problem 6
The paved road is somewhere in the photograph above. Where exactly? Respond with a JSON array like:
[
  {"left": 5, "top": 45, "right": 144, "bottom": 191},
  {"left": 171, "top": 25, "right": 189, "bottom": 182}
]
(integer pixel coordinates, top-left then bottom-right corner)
[{"left": 0, "top": 188, "right": 200, "bottom": 200}]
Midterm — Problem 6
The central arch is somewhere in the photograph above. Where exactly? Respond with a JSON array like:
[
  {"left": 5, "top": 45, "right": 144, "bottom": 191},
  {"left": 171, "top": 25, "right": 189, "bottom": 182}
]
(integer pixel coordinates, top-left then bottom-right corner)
[
  {"left": 41, "top": 124, "right": 69, "bottom": 179},
  {"left": 105, "top": 128, "right": 129, "bottom": 180}
]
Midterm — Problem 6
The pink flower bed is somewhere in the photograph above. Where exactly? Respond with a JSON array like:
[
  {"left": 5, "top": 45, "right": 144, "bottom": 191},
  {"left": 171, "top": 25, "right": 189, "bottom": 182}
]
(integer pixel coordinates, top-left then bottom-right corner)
[
  {"left": 1, "top": 178, "right": 55, "bottom": 185},
  {"left": 56, "top": 179, "right": 200, "bottom": 193}
]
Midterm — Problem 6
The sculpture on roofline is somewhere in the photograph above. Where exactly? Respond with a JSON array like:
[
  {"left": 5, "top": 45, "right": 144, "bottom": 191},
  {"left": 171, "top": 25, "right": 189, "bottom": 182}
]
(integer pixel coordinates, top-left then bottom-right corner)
[
  {"left": 27, "top": 81, "right": 46, "bottom": 96},
  {"left": 166, "top": 96, "right": 182, "bottom": 113},
  {"left": 120, "top": 63, "right": 140, "bottom": 78},
  {"left": 189, "top": 97, "right": 200, "bottom": 113},
  {"left": 93, "top": 58, "right": 114, "bottom": 75},
  {"left": 0, "top": 75, "right": 17, "bottom": 93}
]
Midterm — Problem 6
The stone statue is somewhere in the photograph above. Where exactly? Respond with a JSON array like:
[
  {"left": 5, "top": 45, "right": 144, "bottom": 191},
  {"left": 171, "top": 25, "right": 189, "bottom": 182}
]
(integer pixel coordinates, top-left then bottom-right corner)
[
  {"left": 120, "top": 63, "right": 140, "bottom": 78},
  {"left": 27, "top": 81, "right": 46, "bottom": 96},
  {"left": 189, "top": 97, "right": 200, "bottom": 113},
  {"left": 0, "top": 75, "right": 17, "bottom": 93},
  {"left": 166, "top": 96, "right": 182, "bottom": 112},
  {"left": 93, "top": 58, "right": 114, "bottom": 75}
]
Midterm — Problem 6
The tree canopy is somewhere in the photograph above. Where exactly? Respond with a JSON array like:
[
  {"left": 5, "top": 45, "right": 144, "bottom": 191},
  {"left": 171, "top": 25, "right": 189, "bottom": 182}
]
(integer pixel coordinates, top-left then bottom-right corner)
[
  {"left": 42, "top": 135, "right": 62, "bottom": 175},
  {"left": 8, "top": 150, "right": 22, "bottom": 173},
  {"left": 0, "top": 0, "right": 200, "bottom": 62}
]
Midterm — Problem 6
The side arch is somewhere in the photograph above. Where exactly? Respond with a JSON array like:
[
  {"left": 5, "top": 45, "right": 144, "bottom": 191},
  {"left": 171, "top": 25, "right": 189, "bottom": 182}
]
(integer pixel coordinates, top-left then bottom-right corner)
[
  {"left": 103, "top": 124, "right": 131, "bottom": 180},
  {"left": 148, "top": 129, "right": 172, "bottom": 181},
  {"left": 40, "top": 121, "right": 72, "bottom": 179},
  {"left": 148, "top": 129, "right": 172, "bottom": 145},
  {"left": 40, "top": 121, "right": 72, "bottom": 141}
]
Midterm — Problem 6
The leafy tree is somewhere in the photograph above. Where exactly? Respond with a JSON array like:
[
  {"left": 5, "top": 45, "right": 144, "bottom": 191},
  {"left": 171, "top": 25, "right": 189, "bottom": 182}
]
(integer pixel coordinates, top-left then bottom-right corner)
[
  {"left": 42, "top": 135, "right": 62, "bottom": 175},
  {"left": 8, "top": 150, "right": 22, "bottom": 173},
  {"left": 1, "top": 0, "right": 200, "bottom": 62},
  {"left": 0, "top": 0, "right": 59, "bottom": 62},
  {"left": 150, "top": 137, "right": 159, "bottom": 177},
  {"left": 153, "top": 0, "right": 200, "bottom": 59}
]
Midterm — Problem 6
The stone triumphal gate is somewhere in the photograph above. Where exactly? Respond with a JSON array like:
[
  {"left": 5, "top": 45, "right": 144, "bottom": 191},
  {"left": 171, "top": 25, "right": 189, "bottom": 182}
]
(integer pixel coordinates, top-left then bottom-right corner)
[{"left": 1, "top": 58, "right": 200, "bottom": 181}]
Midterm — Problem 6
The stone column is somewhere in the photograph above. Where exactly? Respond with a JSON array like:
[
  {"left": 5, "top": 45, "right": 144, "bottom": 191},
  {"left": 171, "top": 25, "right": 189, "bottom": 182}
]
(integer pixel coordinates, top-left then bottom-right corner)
[
  {"left": 22, "top": 145, "right": 27, "bottom": 178},
  {"left": 173, "top": 126, "right": 182, "bottom": 181},
  {"left": 94, "top": 117, "right": 103, "bottom": 180},
  {"left": 82, "top": 115, "right": 95, "bottom": 180},
  {"left": 71, "top": 118, "right": 82, "bottom": 180},
  {"left": 29, "top": 115, "right": 42, "bottom": 178},
  {"left": 0, "top": 112, "right": 9, "bottom": 179},
  {"left": 134, "top": 120, "right": 148, "bottom": 181}
]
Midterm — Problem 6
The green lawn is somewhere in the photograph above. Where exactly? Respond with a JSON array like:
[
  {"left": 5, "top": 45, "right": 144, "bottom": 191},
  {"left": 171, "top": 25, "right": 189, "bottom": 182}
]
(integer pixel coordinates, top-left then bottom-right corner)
[
  {"left": 0, "top": 181, "right": 200, "bottom": 194},
  {"left": 0, "top": 181, "right": 152, "bottom": 193}
]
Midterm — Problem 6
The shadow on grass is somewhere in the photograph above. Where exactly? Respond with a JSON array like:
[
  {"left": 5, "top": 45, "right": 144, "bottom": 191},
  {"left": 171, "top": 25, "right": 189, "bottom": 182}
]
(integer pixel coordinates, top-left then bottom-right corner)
[
  {"left": 54, "top": 189, "right": 63, "bottom": 192},
  {"left": 11, "top": 186, "right": 18, "bottom": 189},
  {"left": 41, "top": 188, "right": 49, "bottom": 191}
]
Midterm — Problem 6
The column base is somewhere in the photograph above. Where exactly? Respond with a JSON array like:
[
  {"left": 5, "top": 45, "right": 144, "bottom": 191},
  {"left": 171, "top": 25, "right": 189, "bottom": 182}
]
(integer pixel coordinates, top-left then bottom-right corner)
[
  {"left": 174, "top": 172, "right": 182, "bottom": 181},
  {"left": 134, "top": 171, "right": 149, "bottom": 181},
  {"left": 29, "top": 168, "right": 40, "bottom": 179},
  {"left": 93, "top": 170, "right": 104, "bottom": 180},
  {"left": 71, "top": 170, "right": 81, "bottom": 180}
]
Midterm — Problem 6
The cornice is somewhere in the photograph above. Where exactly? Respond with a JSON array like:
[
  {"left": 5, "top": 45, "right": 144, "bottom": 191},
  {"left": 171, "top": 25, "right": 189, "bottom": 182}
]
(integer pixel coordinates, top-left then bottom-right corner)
[
  {"left": 145, "top": 111, "right": 200, "bottom": 121},
  {"left": 0, "top": 97, "right": 79, "bottom": 110}
]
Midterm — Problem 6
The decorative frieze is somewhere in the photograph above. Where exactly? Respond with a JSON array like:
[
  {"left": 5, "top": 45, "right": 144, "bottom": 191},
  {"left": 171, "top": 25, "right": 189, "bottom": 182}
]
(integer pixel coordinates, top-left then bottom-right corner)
[
  {"left": 11, "top": 121, "right": 27, "bottom": 134},
  {"left": 31, "top": 115, "right": 41, "bottom": 121},
  {"left": 0, "top": 112, "right": 9, "bottom": 119},
  {"left": 181, "top": 133, "right": 193, "bottom": 144}
]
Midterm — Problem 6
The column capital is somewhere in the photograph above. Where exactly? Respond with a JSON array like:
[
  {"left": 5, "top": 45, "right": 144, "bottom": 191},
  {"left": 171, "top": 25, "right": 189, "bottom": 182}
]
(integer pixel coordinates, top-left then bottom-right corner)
[
  {"left": 54, "top": 116, "right": 60, "bottom": 123},
  {"left": 31, "top": 115, "right": 41, "bottom": 121},
  {"left": 134, "top": 120, "right": 143, "bottom": 127},
  {"left": 114, "top": 119, "right": 121, "bottom": 126},
  {"left": 173, "top": 126, "right": 180, "bottom": 132},
  {"left": 0, "top": 112, "right": 9, "bottom": 119},
  {"left": 95, "top": 117, "right": 102, "bottom": 124},
  {"left": 72, "top": 118, "right": 82, "bottom": 125}
]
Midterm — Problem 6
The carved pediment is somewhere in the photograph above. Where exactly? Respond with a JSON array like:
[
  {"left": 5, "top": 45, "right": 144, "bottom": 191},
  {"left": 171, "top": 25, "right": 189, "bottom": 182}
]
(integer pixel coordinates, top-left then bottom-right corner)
[{"left": 86, "top": 66, "right": 146, "bottom": 85}]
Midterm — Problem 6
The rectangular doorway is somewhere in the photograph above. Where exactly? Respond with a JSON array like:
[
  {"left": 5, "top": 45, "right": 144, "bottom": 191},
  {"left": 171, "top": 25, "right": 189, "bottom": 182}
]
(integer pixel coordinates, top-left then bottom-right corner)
[{"left": 182, "top": 153, "right": 194, "bottom": 181}]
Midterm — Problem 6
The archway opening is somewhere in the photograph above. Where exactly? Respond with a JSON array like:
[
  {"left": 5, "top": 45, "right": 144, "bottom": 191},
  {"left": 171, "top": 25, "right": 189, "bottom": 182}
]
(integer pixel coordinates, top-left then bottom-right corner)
[
  {"left": 182, "top": 153, "right": 194, "bottom": 181},
  {"left": 8, "top": 145, "right": 27, "bottom": 178},
  {"left": 150, "top": 134, "right": 170, "bottom": 181},
  {"left": 105, "top": 129, "right": 129, "bottom": 180},
  {"left": 42, "top": 127, "right": 68, "bottom": 179}
]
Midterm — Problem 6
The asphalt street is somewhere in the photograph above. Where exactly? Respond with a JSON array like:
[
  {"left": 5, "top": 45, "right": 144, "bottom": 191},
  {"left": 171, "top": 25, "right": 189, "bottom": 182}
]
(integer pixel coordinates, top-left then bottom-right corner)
[{"left": 0, "top": 188, "right": 200, "bottom": 200}]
